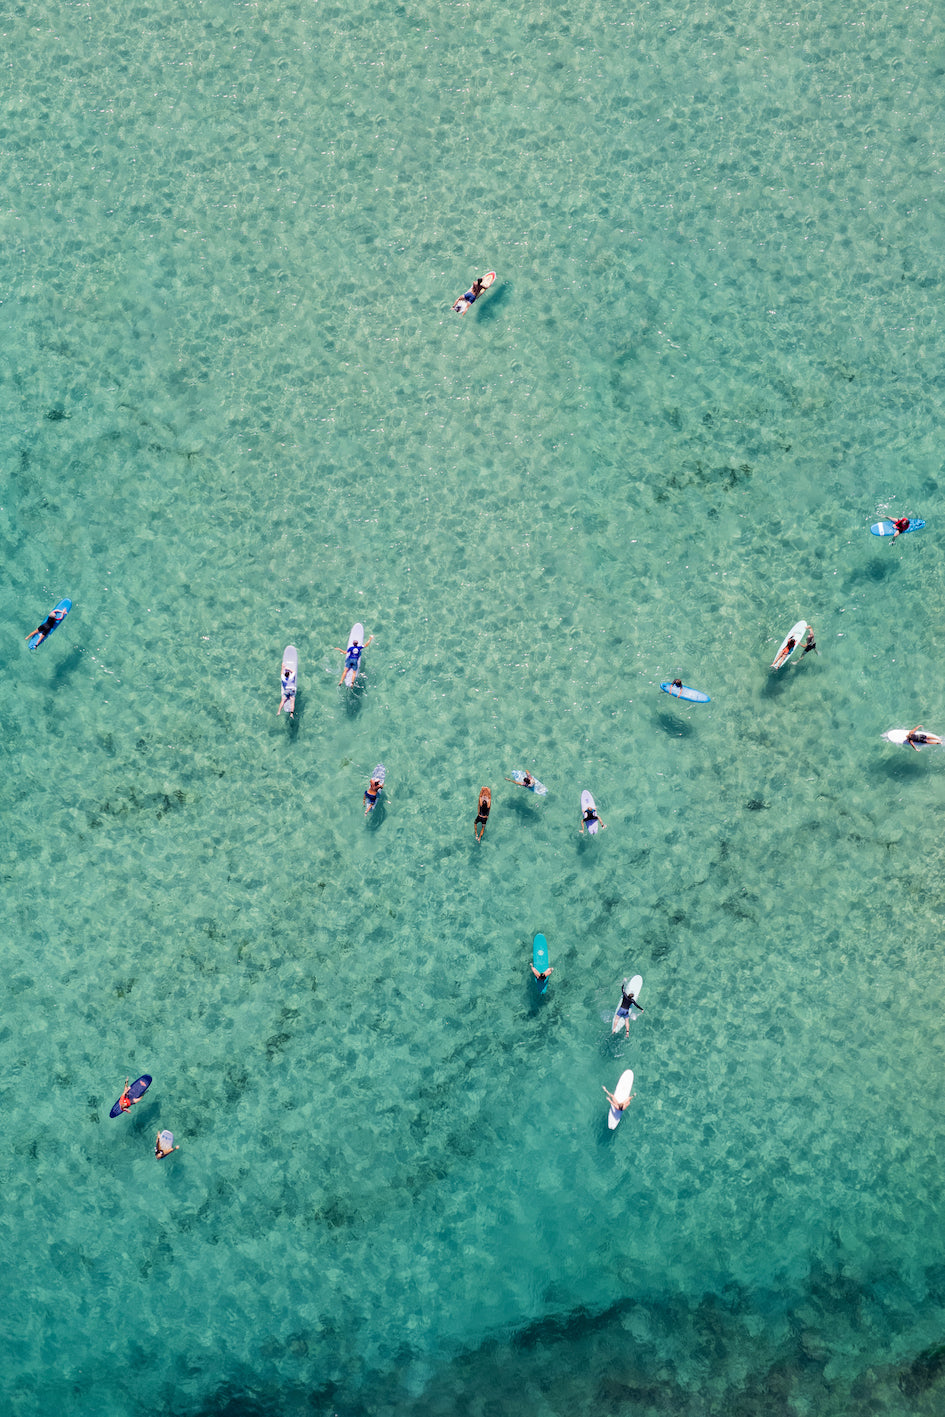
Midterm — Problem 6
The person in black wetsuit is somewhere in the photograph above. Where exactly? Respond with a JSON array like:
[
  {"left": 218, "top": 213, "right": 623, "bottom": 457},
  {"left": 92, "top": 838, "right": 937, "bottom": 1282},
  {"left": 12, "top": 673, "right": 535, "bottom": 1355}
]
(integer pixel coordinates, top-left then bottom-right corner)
[
  {"left": 613, "top": 979, "right": 643, "bottom": 1038},
  {"left": 474, "top": 786, "right": 491, "bottom": 841},
  {"left": 25, "top": 609, "right": 64, "bottom": 646},
  {"left": 801, "top": 626, "right": 816, "bottom": 657}
]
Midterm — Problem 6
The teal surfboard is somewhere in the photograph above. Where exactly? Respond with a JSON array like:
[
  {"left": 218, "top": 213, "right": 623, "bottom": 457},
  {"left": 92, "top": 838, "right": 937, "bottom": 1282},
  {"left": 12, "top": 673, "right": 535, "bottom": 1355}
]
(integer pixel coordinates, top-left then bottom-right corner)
[{"left": 533, "top": 933, "right": 550, "bottom": 993}]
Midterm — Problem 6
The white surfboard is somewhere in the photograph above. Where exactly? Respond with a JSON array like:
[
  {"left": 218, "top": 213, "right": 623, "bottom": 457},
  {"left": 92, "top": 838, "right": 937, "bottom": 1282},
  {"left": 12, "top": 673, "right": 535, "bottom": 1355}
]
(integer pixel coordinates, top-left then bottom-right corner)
[
  {"left": 883, "top": 728, "right": 911, "bottom": 745},
  {"left": 279, "top": 645, "right": 298, "bottom": 715},
  {"left": 611, "top": 975, "right": 643, "bottom": 1034},
  {"left": 771, "top": 619, "right": 808, "bottom": 670},
  {"left": 581, "top": 789, "right": 600, "bottom": 835},
  {"left": 342, "top": 622, "right": 365, "bottom": 687},
  {"left": 607, "top": 1069, "right": 635, "bottom": 1130}
]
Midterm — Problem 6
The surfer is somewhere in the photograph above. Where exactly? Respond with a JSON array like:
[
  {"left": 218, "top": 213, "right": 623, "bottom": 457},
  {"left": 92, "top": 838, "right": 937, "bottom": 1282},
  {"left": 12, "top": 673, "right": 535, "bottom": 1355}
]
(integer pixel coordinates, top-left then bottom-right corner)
[
  {"left": 801, "top": 626, "right": 817, "bottom": 656},
  {"left": 672, "top": 679, "right": 684, "bottom": 689},
  {"left": 364, "top": 774, "right": 384, "bottom": 814},
  {"left": 890, "top": 517, "right": 911, "bottom": 540},
  {"left": 116, "top": 1078, "right": 141, "bottom": 1114},
  {"left": 278, "top": 663, "right": 297, "bottom": 716},
  {"left": 336, "top": 633, "right": 373, "bottom": 685},
  {"left": 602, "top": 1083, "right": 635, "bottom": 1113},
  {"left": 613, "top": 980, "right": 643, "bottom": 1038},
  {"left": 906, "top": 726, "right": 943, "bottom": 750},
  {"left": 453, "top": 276, "right": 485, "bottom": 313},
  {"left": 155, "top": 1130, "right": 179, "bottom": 1160},
  {"left": 474, "top": 786, "right": 491, "bottom": 841},
  {"left": 581, "top": 802, "right": 606, "bottom": 833},
  {"left": 531, "top": 963, "right": 554, "bottom": 983},
  {"left": 25, "top": 607, "right": 66, "bottom": 647}
]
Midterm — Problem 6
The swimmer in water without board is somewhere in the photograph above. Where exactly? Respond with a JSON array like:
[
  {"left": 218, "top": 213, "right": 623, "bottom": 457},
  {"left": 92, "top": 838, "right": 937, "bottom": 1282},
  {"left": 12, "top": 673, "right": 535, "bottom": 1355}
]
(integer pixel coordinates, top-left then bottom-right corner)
[{"left": 474, "top": 786, "right": 491, "bottom": 841}]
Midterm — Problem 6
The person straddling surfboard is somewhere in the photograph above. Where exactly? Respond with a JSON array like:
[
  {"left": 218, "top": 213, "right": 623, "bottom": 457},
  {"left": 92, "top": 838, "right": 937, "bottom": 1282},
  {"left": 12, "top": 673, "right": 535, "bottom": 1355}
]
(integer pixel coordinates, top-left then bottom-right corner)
[
  {"left": 889, "top": 517, "right": 912, "bottom": 541},
  {"left": 580, "top": 801, "right": 606, "bottom": 833},
  {"left": 155, "top": 1130, "right": 179, "bottom": 1160},
  {"left": 364, "top": 774, "right": 384, "bottom": 814},
  {"left": 602, "top": 1083, "right": 635, "bottom": 1113},
  {"left": 278, "top": 662, "right": 297, "bottom": 716},
  {"left": 474, "top": 786, "right": 491, "bottom": 841},
  {"left": 531, "top": 962, "right": 554, "bottom": 984},
  {"left": 613, "top": 980, "right": 643, "bottom": 1038},
  {"left": 335, "top": 633, "right": 373, "bottom": 686},
  {"left": 25, "top": 605, "right": 68, "bottom": 647}
]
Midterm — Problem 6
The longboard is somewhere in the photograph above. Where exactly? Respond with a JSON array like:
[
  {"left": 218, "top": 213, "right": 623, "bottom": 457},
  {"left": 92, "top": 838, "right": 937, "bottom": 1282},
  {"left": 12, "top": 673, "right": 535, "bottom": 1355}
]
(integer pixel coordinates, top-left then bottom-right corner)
[
  {"left": 510, "top": 770, "right": 548, "bottom": 795},
  {"left": 607, "top": 1069, "right": 635, "bottom": 1130},
  {"left": 533, "top": 933, "right": 550, "bottom": 993},
  {"left": 452, "top": 270, "right": 496, "bottom": 314},
  {"left": 871, "top": 519, "right": 925, "bottom": 537},
  {"left": 611, "top": 974, "right": 643, "bottom": 1034},
  {"left": 581, "top": 789, "right": 600, "bottom": 835},
  {"left": 660, "top": 681, "right": 710, "bottom": 703},
  {"left": 342, "top": 622, "right": 366, "bottom": 687},
  {"left": 28, "top": 598, "right": 72, "bottom": 650},
  {"left": 771, "top": 620, "right": 808, "bottom": 670},
  {"left": 109, "top": 1075, "right": 152, "bottom": 1118},
  {"left": 279, "top": 645, "right": 298, "bottom": 715}
]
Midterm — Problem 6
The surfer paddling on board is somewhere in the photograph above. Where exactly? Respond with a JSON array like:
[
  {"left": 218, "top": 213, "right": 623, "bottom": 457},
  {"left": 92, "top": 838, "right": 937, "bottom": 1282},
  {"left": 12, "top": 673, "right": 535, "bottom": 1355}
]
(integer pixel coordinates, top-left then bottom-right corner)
[
  {"left": 906, "top": 726, "right": 944, "bottom": 750},
  {"left": 474, "top": 786, "right": 491, "bottom": 841},
  {"left": 25, "top": 606, "right": 67, "bottom": 647},
  {"left": 613, "top": 979, "right": 643, "bottom": 1038},
  {"left": 453, "top": 276, "right": 486, "bottom": 313},
  {"left": 278, "top": 662, "right": 297, "bottom": 716},
  {"left": 116, "top": 1078, "right": 141, "bottom": 1114},
  {"left": 335, "top": 633, "right": 373, "bottom": 686},
  {"left": 602, "top": 1082, "right": 635, "bottom": 1113}
]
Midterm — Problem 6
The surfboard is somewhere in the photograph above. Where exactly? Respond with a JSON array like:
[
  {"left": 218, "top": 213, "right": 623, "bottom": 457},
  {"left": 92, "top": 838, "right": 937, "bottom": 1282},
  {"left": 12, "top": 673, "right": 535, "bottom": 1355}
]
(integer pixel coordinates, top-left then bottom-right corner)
[
  {"left": 660, "top": 682, "right": 710, "bottom": 704},
  {"left": 581, "top": 789, "right": 601, "bottom": 835},
  {"left": 510, "top": 770, "right": 549, "bottom": 795},
  {"left": 871, "top": 519, "right": 925, "bottom": 537},
  {"left": 28, "top": 598, "right": 72, "bottom": 650},
  {"left": 452, "top": 270, "right": 497, "bottom": 314},
  {"left": 533, "top": 933, "right": 550, "bottom": 993},
  {"left": 607, "top": 1069, "right": 635, "bottom": 1130},
  {"left": 883, "top": 727, "right": 942, "bottom": 749},
  {"left": 365, "top": 762, "right": 386, "bottom": 811},
  {"left": 342, "top": 623, "right": 366, "bottom": 687},
  {"left": 279, "top": 645, "right": 298, "bottom": 715},
  {"left": 771, "top": 620, "right": 808, "bottom": 670},
  {"left": 611, "top": 975, "right": 643, "bottom": 1034},
  {"left": 109, "top": 1075, "right": 152, "bottom": 1118}
]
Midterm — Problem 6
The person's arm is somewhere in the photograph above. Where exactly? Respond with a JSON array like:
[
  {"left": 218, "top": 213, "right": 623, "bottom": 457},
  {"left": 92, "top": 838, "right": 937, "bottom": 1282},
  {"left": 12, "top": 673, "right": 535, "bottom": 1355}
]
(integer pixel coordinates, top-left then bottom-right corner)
[{"left": 364, "top": 635, "right": 374, "bottom": 649}]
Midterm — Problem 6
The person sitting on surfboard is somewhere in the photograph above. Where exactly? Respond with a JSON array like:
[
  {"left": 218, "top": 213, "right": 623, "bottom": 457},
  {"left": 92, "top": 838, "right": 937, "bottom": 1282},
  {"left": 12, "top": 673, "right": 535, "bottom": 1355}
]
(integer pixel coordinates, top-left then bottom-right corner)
[
  {"left": 474, "top": 786, "right": 491, "bottom": 841},
  {"left": 117, "top": 1078, "right": 141, "bottom": 1114},
  {"left": 364, "top": 775, "right": 384, "bottom": 814},
  {"left": 335, "top": 633, "right": 373, "bottom": 685},
  {"left": 581, "top": 803, "right": 605, "bottom": 833},
  {"left": 155, "top": 1130, "right": 179, "bottom": 1160},
  {"left": 25, "top": 607, "right": 66, "bottom": 647},
  {"left": 602, "top": 1083, "right": 635, "bottom": 1113},
  {"left": 906, "top": 726, "right": 944, "bottom": 750},
  {"left": 531, "top": 962, "right": 554, "bottom": 983},
  {"left": 613, "top": 980, "right": 643, "bottom": 1038},
  {"left": 278, "top": 664, "right": 297, "bottom": 716},
  {"left": 890, "top": 517, "right": 911, "bottom": 540}
]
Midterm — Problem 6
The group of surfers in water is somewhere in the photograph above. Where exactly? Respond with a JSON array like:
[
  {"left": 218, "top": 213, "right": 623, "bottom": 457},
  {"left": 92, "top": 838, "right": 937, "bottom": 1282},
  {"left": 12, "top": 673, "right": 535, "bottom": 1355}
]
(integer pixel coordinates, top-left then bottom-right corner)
[
  {"left": 276, "top": 633, "right": 376, "bottom": 717},
  {"left": 114, "top": 1078, "right": 179, "bottom": 1160},
  {"left": 472, "top": 782, "right": 606, "bottom": 841}
]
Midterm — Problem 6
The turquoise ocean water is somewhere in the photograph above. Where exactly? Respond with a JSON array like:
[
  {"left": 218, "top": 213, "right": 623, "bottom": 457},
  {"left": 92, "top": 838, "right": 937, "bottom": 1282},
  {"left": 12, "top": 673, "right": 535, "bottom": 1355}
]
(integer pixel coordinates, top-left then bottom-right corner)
[{"left": 4, "top": 1, "right": 945, "bottom": 1413}]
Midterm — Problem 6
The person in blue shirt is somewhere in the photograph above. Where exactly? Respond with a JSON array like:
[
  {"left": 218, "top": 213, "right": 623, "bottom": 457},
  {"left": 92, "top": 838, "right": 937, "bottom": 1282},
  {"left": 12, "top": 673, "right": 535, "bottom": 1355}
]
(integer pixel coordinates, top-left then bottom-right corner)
[{"left": 335, "top": 633, "right": 373, "bottom": 685}]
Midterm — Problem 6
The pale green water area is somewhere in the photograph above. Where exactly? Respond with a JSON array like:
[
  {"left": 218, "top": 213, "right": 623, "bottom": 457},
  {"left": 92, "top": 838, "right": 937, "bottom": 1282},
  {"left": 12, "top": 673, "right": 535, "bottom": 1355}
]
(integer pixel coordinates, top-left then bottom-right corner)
[{"left": 5, "top": 0, "right": 945, "bottom": 1413}]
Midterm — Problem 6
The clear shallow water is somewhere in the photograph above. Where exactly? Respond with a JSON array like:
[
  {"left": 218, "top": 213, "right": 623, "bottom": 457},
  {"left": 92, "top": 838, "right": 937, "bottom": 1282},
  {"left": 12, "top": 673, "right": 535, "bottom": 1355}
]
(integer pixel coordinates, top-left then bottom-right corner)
[{"left": 3, "top": 1, "right": 945, "bottom": 1414}]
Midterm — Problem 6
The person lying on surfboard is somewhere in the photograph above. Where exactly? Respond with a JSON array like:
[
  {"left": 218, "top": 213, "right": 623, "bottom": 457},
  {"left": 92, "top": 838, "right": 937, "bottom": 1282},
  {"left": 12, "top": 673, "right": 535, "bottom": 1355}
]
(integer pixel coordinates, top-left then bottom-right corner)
[
  {"left": 453, "top": 276, "right": 486, "bottom": 313},
  {"left": 474, "top": 786, "right": 491, "bottom": 841},
  {"left": 25, "top": 606, "right": 67, "bottom": 647},
  {"left": 335, "top": 633, "right": 373, "bottom": 685},
  {"left": 906, "top": 726, "right": 944, "bottom": 750},
  {"left": 278, "top": 663, "right": 297, "bottom": 716},
  {"left": 602, "top": 1083, "right": 635, "bottom": 1113},
  {"left": 581, "top": 803, "right": 606, "bottom": 833},
  {"left": 116, "top": 1078, "right": 141, "bottom": 1114},
  {"left": 613, "top": 980, "right": 643, "bottom": 1037}
]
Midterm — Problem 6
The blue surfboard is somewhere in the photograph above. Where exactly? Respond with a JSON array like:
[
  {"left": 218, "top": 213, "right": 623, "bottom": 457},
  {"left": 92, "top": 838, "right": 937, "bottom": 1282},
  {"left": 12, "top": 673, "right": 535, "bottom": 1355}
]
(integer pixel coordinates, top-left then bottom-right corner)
[
  {"left": 109, "top": 1074, "right": 152, "bottom": 1118},
  {"left": 870, "top": 519, "right": 925, "bottom": 537},
  {"left": 533, "top": 933, "right": 550, "bottom": 993},
  {"left": 28, "top": 598, "right": 72, "bottom": 650},
  {"left": 660, "top": 681, "right": 710, "bottom": 704}
]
